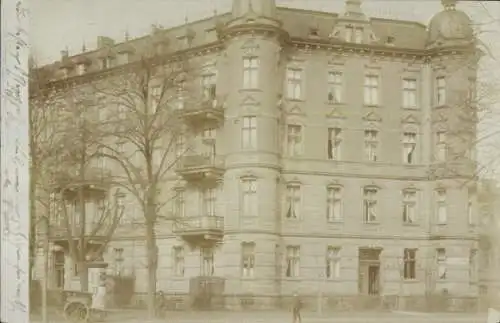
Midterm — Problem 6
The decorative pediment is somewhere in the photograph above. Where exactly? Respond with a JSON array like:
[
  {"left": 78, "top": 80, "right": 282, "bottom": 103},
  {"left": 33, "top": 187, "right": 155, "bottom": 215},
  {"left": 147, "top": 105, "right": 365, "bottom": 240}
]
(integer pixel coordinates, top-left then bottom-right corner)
[
  {"left": 401, "top": 114, "right": 420, "bottom": 124},
  {"left": 241, "top": 39, "right": 259, "bottom": 55},
  {"left": 287, "top": 103, "right": 305, "bottom": 116},
  {"left": 240, "top": 95, "right": 260, "bottom": 106},
  {"left": 240, "top": 172, "right": 258, "bottom": 181},
  {"left": 286, "top": 177, "right": 302, "bottom": 186},
  {"left": 403, "top": 183, "right": 419, "bottom": 192},
  {"left": 434, "top": 112, "right": 448, "bottom": 123},
  {"left": 363, "top": 183, "right": 381, "bottom": 191},
  {"left": 362, "top": 111, "right": 382, "bottom": 122},
  {"left": 326, "top": 107, "right": 346, "bottom": 120},
  {"left": 326, "top": 180, "right": 343, "bottom": 189}
]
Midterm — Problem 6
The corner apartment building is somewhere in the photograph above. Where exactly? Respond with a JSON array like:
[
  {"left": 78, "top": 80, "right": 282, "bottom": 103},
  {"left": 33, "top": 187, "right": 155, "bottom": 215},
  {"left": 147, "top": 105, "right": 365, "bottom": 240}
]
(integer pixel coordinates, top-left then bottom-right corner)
[{"left": 33, "top": 0, "right": 481, "bottom": 311}]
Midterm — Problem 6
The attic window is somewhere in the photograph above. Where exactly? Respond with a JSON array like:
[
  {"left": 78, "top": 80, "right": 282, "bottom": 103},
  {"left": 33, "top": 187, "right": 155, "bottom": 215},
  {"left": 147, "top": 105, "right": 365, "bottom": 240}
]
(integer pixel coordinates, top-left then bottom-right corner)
[{"left": 309, "top": 27, "right": 320, "bottom": 38}]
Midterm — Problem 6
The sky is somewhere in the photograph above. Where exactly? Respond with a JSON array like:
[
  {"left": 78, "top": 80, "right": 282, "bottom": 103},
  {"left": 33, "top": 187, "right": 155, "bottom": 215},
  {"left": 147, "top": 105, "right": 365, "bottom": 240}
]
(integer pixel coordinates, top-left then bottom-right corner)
[{"left": 30, "top": 0, "right": 500, "bottom": 178}]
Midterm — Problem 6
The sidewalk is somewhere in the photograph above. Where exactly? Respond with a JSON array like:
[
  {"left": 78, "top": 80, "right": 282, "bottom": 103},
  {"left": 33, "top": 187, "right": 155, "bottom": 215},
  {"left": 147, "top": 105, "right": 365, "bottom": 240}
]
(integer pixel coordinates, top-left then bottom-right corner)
[{"left": 30, "top": 308, "right": 488, "bottom": 323}]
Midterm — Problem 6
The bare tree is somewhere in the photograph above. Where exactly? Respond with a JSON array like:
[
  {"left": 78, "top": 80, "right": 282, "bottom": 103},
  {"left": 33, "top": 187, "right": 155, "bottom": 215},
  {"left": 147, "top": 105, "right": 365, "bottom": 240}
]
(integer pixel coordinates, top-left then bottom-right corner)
[
  {"left": 28, "top": 58, "right": 62, "bottom": 305},
  {"left": 47, "top": 87, "right": 126, "bottom": 292},
  {"left": 30, "top": 66, "right": 126, "bottom": 293},
  {"left": 90, "top": 41, "right": 199, "bottom": 317}
]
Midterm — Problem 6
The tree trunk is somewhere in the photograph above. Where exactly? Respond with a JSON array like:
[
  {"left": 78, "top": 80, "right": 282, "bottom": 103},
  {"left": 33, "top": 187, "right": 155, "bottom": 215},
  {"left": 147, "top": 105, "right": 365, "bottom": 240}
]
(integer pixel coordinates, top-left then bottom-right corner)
[{"left": 145, "top": 220, "right": 158, "bottom": 320}]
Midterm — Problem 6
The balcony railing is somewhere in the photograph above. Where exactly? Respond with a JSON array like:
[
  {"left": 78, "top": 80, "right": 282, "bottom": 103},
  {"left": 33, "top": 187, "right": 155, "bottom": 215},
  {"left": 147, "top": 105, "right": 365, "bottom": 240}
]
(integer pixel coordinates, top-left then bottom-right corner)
[
  {"left": 173, "top": 215, "right": 224, "bottom": 235},
  {"left": 176, "top": 97, "right": 224, "bottom": 128},
  {"left": 52, "top": 166, "right": 112, "bottom": 193},
  {"left": 178, "top": 154, "right": 223, "bottom": 169},
  {"left": 47, "top": 222, "right": 110, "bottom": 241},
  {"left": 176, "top": 154, "right": 225, "bottom": 181}
]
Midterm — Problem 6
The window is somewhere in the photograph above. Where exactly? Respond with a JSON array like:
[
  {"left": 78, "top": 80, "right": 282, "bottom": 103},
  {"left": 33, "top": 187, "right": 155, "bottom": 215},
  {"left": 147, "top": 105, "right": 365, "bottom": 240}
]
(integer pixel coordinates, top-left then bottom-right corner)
[
  {"left": 117, "top": 53, "right": 130, "bottom": 65},
  {"left": 467, "top": 188, "right": 475, "bottom": 225},
  {"left": 467, "top": 78, "right": 476, "bottom": 103},
  {"left": 363, "top": 187, "right": 378, "bottom": 223},
  {"left": 243, "top": 57, "right": 259, "bottom": 89},
  {"left": 286, "top": 68, "right": 302, "bottom": 100},
  {"left": 203, "top": 188, "right": 216, "bottom": 217},
  {"left": 403, "top": 249, "right": 417, "bottom": 280},
  {"left": 345, "top": 26, "right": 353, "bottom": 42},
  {"left": 202, "top": 128, "right": 217, "bottom": 141},
  {"left": 117, "top": 104, "right": 126, "bottom": 120},
  {"left": 327, "top": 128, "right": 342, "bottom": 160},
  {"left": 285, "top": 184, "right": 301, "bottom": 219},
  {"left": 326, "top": 186, "right": 342, "bottom": 222},
  {"left": 241, "top": 242, "right": 255, "bottom": 278},
  {"left": 150, "top": 86, "right": 161, "bottom": 113},
  {"left": 202, "top": 73, "right": 217, "bottom": 100},
  {"left": 436, "top": 76, "right": 446, "bottom": 106},
  {"left": 326, "top": 246, "right": 341, "bottom": 279},
  {"left": 173, "top": 190, "right": 185, "bottom": 218},
  {"left": 99, "top": 58, "right": 108, "bottom": 70},
  {"left": 241, "top": 178, "right": 257, "bottom": 217},
  {"left": 77, "top": 64, "right": 86, "bottom": 75},
  {"left": 242, "top": 116, "right": 257, "bottom": 149},
  {"left": 327, "top": 71, "right": 343, "bottom": 103},
  {"left": 364, "top": 74, "right": 379, "bottom": 106},
  {"left": 469, "top": 249, "right": 477, "bottom": 283},
  {"left": 175, "top": 135, "right": 185, "bottom": 157},
  {"left": 354, "top": 27, "right": 363, "bottom": 43},
  {"left": 435, "top": 131, "right": 447, "bottom": 161},
  {"left": 436, "top": 248, "right": 447, "bottom": 280},
  {"left": 285, "top": 246, "right": 300, "bottom": 277},
  {"left": 402, "top": 190, "right": 417, "bottom": 224},
  {"left": 96, "top": 147, "right": 106, "bottom": 169},
  {"left": 173, "top": 246, "right": 185, "bottom": 276},
  {"left": 287, "top": 125, "right": 303, "bottom": 156},
  {"left": 402, "top": 78, "right": 417, "bottom": 108},
  {"left": 402, "top": 132, "right": 417, "bottom": 164},
  {"left": 436, "top": 190, "right": 447, "bottom": 224},
  {"left": 364, "top": 130, "right": 378, "bottom": 162},
  {"left": 200, "top": 248, "right": 214, "bottom": 276}
]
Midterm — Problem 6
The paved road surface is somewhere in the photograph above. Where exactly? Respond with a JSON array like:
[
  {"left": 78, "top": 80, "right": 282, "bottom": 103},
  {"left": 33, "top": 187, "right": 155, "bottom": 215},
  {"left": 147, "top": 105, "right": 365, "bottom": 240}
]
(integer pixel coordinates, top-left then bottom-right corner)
[{"left": 30, "top": 310, "right": 487, "bottom": 323}]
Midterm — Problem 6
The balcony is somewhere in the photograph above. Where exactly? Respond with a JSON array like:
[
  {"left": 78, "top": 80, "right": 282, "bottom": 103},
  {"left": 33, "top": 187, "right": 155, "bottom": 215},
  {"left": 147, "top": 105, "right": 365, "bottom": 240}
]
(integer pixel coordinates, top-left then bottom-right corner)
[
  {"left": 176, "top": 154, "right": 224, "bottom": 182},
  {"left": 44, "top": 222, "right": 109, "bottom": 247},
  {"left": 176, "top": 98, "right": 224, "bottom": 129},
  {"left": 52, "top": 166, "right": 112, "bottom": 198},
  {"left": 173, "top": 215, "right": 224, "bottom": 246}
]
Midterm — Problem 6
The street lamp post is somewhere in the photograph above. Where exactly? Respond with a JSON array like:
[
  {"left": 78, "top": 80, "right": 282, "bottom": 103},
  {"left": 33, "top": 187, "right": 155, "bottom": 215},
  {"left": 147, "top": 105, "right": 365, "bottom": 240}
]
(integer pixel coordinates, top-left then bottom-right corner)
[{"left": 41, "top": 215, "right": 50, "bottom": 323}]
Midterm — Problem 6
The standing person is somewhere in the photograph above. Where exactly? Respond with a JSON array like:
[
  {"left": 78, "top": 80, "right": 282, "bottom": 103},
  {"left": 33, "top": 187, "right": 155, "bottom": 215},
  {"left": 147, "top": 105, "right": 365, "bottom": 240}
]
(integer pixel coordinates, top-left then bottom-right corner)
[
  {"left": 292, "top": 292, "right": 302, "bottom": 323},
  {"left": 91, "top": 274, "right": 107, "bottom": 321}
]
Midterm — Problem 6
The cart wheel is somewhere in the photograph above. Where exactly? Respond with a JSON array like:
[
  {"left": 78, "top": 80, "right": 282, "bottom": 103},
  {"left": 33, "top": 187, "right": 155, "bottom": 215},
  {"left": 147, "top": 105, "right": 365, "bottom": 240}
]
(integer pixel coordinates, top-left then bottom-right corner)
[{"left": 63, "top": 301, "right": 90, "bottom": 322}]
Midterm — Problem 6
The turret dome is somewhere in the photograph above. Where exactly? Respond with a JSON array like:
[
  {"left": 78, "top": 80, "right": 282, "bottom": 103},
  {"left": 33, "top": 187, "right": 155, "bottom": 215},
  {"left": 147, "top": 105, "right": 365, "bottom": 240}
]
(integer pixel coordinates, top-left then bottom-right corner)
[{"left": 427, "top": 0, "right": 473, "bottom": 48}]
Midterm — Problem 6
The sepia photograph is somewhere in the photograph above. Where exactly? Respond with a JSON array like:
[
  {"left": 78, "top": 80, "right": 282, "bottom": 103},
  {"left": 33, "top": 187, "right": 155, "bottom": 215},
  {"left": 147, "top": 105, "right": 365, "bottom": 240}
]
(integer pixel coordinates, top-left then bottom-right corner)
[{"left": 2, "top": 0, "right": 500, "bottom": 322}]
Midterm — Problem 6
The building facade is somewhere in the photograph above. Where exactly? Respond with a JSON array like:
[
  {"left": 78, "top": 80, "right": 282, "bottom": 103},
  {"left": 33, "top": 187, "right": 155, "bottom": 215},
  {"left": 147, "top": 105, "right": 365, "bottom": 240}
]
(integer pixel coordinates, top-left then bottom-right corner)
[{"left": 33, "top": 0, "right": 482, "bottom": 311}]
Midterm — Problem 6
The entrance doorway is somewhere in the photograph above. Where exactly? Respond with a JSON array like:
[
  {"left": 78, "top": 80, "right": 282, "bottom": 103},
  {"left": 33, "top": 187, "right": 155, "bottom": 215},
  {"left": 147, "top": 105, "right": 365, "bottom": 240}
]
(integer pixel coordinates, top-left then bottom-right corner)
[
  {"left": 358, "top": 248, "right": 381, "bottom": 295},
  {"left": 54, "top": 250, "right": 65, "bottom": 289}
]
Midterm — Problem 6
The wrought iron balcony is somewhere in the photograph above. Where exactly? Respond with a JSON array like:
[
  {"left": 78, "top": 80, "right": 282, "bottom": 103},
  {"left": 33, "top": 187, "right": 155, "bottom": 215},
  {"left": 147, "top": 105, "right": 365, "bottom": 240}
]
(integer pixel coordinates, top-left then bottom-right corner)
[
  {"left": 176, "top": 97, "right": 224, "bottom": 128},
  {"left": 52, "top": 166, "right": 112, "bottom": 197},
  {"left": 46, "top": 222, "right": 109, "bottom": 244},
  {"left": 173, "top": 215, "right": 224, "bottom": 245},
  {"left": 176, "top": 154, "right": 224, "bottom": 182}
]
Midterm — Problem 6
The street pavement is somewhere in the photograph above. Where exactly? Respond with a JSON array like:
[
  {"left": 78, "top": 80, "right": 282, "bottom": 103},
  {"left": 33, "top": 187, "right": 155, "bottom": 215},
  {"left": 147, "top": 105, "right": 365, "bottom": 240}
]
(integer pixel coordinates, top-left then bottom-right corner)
[{"left": 30, "top": 309, "right": 488, "bottom": 323}]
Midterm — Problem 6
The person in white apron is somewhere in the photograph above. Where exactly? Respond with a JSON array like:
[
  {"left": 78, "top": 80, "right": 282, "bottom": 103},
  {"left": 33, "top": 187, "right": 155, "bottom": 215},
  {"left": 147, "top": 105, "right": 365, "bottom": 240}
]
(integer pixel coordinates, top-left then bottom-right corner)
[{"left": 91, "top": 275, "right": 107, "bottom": 314}]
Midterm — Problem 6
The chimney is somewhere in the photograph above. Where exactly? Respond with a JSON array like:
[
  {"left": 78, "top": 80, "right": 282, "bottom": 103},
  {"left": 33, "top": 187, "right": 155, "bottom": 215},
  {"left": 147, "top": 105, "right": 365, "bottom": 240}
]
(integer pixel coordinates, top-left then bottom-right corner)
[
  {"left": 344, "top": 0, "right": 364, "bottom": 17},
  {"left": 60, "top": 50, "right": 69, "bottom": 59},
  {"left": 97, "top": 36, "right": 115, "bottom": 49}
]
